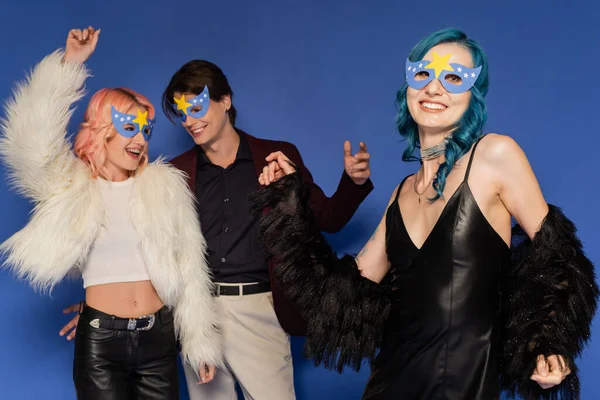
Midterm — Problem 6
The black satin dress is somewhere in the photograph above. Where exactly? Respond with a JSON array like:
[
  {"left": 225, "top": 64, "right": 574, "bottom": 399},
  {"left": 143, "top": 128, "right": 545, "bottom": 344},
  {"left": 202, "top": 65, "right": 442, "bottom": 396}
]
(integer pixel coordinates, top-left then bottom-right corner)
[{"left": 363, "top": 140, "right": 510, "bottom": 400}]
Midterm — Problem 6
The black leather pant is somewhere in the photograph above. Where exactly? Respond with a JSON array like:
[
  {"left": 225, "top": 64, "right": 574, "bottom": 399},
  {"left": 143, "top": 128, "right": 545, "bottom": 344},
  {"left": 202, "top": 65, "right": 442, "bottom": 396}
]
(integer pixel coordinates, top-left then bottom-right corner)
[{"left": 73, "top": 304, "right": 179, "bottom": 400}]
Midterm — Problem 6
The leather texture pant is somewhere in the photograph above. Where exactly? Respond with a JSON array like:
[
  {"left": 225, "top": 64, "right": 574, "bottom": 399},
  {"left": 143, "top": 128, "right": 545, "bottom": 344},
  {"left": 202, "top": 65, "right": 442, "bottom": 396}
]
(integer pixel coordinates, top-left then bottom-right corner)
[{"left": 73, "top": 303, "right": 179, "bottom": 400}]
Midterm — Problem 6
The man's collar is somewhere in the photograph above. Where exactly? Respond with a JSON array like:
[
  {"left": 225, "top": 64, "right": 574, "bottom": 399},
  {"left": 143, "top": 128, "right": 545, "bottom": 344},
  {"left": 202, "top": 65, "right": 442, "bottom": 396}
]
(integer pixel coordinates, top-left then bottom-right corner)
[{"left": 196, "top": 130, "right": 252, "bottom": 167}]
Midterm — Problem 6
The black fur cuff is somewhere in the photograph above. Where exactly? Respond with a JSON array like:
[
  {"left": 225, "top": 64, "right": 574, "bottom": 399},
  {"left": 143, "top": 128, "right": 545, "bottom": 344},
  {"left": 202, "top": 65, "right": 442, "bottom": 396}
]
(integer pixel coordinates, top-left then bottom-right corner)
[
  {"left": 500, "top": 205, "right": 598, "bottom": 399},
  {"left": 249, "top": 173, "right": 391, "bottom": 373}
]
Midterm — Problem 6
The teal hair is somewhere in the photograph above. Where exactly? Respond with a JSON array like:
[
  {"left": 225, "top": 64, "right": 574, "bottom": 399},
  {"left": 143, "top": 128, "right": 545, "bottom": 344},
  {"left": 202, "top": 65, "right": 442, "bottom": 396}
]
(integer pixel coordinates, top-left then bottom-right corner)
[{"left": 395, "top": 28, "right": 489, "bottom": 200}]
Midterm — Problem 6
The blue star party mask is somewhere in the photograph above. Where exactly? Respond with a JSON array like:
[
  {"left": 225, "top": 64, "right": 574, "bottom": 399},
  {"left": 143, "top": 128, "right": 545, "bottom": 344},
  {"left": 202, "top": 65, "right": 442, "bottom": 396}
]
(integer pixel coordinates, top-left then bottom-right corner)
[
  {"left": 405, "top": 52, "right": 482, "bottom": 94},
  {"left": 172, "top": 85, "right": 210, "bottom": 122},
  {"left": 111, "top": 106, "right": 155, "bottom": 141}
]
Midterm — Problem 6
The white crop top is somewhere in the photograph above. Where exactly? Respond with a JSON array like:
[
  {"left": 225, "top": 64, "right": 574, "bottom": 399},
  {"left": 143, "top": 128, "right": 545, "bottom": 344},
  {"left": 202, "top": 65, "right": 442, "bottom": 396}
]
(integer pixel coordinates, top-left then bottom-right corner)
[{"left": 82, "top": 177, "right": 150, "bottom": 288}]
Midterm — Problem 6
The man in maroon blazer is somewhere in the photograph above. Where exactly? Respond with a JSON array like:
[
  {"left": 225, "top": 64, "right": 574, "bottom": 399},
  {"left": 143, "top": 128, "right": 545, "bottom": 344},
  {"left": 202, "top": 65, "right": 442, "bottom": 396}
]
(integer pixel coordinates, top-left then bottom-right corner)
[{"left": 167, "top": 60, "right": 373, "bottom": 400}]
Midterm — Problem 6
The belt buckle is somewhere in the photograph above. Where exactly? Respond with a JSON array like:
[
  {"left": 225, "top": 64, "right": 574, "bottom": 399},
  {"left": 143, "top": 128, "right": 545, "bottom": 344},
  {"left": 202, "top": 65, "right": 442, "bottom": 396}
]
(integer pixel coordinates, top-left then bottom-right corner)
[
  {"left": 215, "top": 283, "right": 221, "bottom": 297},
  {"left": 128, "top": 314, "right": 155, "bottom": 331}
]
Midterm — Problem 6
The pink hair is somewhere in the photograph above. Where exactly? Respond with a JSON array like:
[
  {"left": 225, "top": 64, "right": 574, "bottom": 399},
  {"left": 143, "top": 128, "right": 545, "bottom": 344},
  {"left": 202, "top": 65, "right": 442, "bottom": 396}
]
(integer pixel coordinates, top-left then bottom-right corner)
[{"left": 74, "top": 88, "right": 155, "bottom": 179}]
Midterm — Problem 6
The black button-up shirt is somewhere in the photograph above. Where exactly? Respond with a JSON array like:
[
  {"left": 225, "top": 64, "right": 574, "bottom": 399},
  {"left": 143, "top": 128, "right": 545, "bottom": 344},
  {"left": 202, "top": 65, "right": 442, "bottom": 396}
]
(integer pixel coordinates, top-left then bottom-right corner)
[{"left": 194, "top": 134, "right": 269, "bottom": 283}]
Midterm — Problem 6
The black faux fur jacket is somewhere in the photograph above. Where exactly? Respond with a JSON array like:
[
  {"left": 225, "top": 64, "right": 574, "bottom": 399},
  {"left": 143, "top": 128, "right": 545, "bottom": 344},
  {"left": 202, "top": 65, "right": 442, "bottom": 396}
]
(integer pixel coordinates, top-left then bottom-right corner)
[{"left": 250, "top": 172, "right": 598, "bottom": 400}]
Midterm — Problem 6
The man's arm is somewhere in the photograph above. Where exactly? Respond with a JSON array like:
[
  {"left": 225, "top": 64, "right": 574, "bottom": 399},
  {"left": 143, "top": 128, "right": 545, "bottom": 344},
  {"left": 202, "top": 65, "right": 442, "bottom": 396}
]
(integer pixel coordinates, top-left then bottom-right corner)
[{"left": 275, "top": 142, "right": 374, "bottom": 233}]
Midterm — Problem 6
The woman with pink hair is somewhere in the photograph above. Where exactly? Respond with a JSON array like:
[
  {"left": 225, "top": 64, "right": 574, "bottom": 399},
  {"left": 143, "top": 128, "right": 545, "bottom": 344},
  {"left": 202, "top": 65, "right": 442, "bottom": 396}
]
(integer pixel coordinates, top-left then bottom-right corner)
[{"left": 0, "top": 27, "right": 221, "bottom": 399}]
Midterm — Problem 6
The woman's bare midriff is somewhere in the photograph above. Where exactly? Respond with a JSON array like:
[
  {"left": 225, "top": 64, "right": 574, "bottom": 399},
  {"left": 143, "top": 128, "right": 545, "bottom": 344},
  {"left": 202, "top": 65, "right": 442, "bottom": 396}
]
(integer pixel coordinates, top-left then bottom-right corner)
[{"left": 85, "top": 280, "right": 164, "bottom": 318}]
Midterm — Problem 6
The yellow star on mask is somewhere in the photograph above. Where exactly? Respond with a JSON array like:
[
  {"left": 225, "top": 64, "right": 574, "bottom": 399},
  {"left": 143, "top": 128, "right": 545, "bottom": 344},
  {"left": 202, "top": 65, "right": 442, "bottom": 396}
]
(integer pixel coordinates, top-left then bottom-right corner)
[
  {"left": 174, "top": 94, "right": 192, "bottom": 115},
  {"left": 424, "top": 52, "right": 454, "bottom": 78},
  {"left": 132, "top": 109, "right": 149, "bottom": 131}
]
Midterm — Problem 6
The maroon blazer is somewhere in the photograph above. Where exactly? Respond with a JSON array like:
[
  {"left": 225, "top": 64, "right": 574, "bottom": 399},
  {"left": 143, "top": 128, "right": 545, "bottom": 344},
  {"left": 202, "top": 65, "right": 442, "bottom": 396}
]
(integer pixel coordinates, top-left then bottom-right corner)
[{"left": 170, "top": 130, "right": 374, "bottom": 336}]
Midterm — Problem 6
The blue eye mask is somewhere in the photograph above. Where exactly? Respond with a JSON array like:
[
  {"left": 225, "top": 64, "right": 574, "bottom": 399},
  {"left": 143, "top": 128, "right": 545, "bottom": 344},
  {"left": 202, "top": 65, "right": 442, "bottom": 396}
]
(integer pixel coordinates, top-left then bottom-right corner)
[
  {"left": 111, "top": 106, "right": 154, "bottom": 141},
  {"left": 405, "top": 52, "right": 482, "bottom": 94},
  {"left": 172, "top": 85, "right": 210, "bottom": 122}
]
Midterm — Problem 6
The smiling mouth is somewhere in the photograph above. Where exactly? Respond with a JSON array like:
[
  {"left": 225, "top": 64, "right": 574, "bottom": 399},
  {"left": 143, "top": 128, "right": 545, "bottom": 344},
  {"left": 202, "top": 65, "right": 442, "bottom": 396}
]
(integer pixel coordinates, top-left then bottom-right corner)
[
  {"left": 420, "top": 101, "right": 447, "bottom": 111},
  {"left": 126, "top": 148, "right": 142, "bottom": 159},
  {"left": 190, "top": 126, "right": 207, "bottom": 137}
]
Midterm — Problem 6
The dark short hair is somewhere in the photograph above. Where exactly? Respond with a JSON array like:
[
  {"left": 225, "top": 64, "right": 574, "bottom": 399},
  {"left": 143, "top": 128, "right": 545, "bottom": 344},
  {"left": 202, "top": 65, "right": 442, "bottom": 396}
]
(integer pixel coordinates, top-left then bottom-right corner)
[{"left": 162, "top": 60, "right": 237, "bottom": 125}]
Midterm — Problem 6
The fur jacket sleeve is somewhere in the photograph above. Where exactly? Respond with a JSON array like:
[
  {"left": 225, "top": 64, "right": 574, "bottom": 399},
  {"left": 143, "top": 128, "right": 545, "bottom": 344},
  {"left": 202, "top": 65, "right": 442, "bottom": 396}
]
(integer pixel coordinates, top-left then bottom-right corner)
[
  {"left": 133, "top": 162, "right": 223, "bottom": 369},
  {"left": 0, "top": 50, "right": 222, "bottom": 369},
  {"left": 249, "top": 171, "right": 391, "bottom": 373},
  {"left": 500, "top": 206, "right": 598, "bottom": 400},
  {"left": 0, "top": 49, "right": 102, "bottom": 289},
  {"left": 0, "top": 49, "right": 87, "bottom": 202}
]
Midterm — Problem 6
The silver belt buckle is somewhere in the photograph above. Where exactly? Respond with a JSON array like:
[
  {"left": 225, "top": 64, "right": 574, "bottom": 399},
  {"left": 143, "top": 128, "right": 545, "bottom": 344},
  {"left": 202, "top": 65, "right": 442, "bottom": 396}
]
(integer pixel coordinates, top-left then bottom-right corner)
[{"left": 127, "top": 314, "right": 155, "bottom": 331}]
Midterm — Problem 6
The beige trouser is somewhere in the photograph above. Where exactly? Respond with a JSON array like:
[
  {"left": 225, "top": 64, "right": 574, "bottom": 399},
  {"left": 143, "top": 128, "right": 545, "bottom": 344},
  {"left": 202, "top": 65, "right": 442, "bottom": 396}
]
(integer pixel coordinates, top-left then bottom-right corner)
[{"left": 183, "top": 286, "right": 295, "bottom": 400}]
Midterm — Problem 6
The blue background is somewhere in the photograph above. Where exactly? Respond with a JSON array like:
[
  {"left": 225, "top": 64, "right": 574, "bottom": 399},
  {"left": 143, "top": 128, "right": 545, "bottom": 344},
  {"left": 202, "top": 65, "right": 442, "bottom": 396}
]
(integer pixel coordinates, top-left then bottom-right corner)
[{"left": 0, "top": 0, "right": 598, "bottom": 399}]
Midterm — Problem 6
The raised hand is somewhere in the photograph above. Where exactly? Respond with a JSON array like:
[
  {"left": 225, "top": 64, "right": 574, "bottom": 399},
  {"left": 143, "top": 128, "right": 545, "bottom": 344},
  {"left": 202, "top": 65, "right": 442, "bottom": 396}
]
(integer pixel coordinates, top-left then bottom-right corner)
[
  {"left": 259, "top": 151, "right": 297, "bottom": 186},
  {"left": 344, "top": 141, "right": 371, "bottom": 185},
  {"left": 64, "top": 26, "right": 101, "bottom": 65}
]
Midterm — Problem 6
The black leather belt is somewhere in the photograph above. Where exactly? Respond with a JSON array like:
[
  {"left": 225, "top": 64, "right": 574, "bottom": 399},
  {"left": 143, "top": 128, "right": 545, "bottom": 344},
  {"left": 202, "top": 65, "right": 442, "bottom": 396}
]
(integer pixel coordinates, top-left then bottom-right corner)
[
  {"left": 213, "top": 282, "right": 271, "bottom": 296},
  {"left": 89, "top": 313, "right": 156, "bottom": 331},
  {"left": 80, "top": 303, "right": 161, "bottom": 332}
]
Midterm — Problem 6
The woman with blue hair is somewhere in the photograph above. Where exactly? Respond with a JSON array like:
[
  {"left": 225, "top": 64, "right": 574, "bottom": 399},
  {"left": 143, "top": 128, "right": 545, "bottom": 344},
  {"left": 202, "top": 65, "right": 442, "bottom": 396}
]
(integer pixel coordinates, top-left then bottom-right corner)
[{"left": 250, "top": 28, "right": 597, "bottom": 399}]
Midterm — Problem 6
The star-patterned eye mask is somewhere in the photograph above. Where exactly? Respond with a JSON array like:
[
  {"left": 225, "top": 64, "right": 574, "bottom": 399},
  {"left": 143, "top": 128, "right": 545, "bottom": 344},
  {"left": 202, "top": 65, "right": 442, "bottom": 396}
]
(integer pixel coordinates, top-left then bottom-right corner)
[
  {"left": 172, "top": 85, "right": 210, "bottom": 122},
  {"left": 111, "top": 106, "right": 154, "bottom": 141},
  {"left": 406, "top": 52, "right": 482, "bottom": 94}
]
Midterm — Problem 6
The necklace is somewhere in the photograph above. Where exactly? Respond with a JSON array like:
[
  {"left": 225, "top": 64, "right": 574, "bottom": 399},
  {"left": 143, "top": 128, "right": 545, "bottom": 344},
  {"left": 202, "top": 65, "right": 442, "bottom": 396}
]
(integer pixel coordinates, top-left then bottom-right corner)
[
  {"left": 420, "top": 137, "right": 450, "bottom": 161},
  {"left": 413, "top": 169, "right": 435, "bottom": 204}
]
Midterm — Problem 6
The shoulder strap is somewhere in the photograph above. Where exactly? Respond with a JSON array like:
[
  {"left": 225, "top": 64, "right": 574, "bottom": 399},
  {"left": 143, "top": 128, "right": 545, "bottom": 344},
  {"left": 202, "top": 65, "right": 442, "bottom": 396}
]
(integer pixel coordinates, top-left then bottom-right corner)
[
  {"left": 395, "top": 174, "right": 412, "bottom": 201},
  {"left": 464, "top": 135, "right": 487, "bottom": 182}
]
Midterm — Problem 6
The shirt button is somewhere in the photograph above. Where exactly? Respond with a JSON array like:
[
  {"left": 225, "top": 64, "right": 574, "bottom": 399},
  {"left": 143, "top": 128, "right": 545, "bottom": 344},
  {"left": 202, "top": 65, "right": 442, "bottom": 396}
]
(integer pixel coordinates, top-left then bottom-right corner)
[
  {"left": 224, "top": 227, "right": 229, "bottom": 233},
  {"left": 224, "top": 198, "right": 229, "bottom": 203},
  {"left": 221, "top": 257, "right": 226, "bottom": 263}
]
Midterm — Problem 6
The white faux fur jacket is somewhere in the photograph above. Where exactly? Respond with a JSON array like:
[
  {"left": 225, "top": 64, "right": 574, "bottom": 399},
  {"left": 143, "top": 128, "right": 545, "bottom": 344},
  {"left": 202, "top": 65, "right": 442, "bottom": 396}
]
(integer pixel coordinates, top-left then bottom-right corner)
[{"left": 0, "top": 50, "right": 222, "bottom": 370}]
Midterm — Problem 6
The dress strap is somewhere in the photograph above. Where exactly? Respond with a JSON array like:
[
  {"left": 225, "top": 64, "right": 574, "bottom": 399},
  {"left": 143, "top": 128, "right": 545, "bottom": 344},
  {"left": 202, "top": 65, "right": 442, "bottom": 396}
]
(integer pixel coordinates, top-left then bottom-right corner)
[
  {"left": 464, "top": 134, "right": 487, "bottom": 182},
  {"left": 395, "top": 174, "right": 412, "bottom": 201}
]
